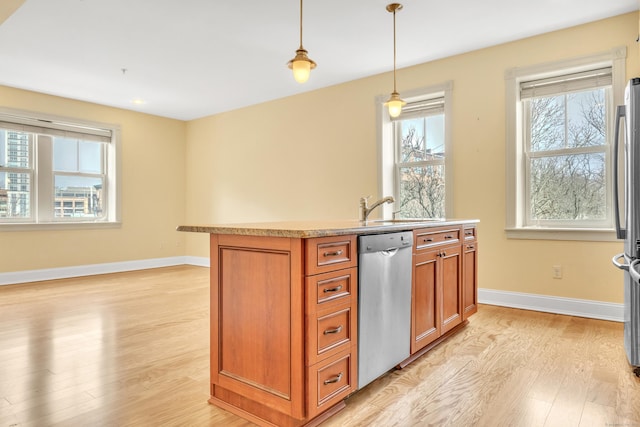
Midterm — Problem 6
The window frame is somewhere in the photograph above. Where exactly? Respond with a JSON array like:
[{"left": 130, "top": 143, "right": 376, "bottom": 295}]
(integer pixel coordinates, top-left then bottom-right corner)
[
  {"left": 505, "top": 47, "right": 626, "bottom": 241},
  {"left": 377, "top": 81, "right": 453, "bottom": 220},
  {"left": 0, "top": 108, "right": 121, "bottom": 230}
]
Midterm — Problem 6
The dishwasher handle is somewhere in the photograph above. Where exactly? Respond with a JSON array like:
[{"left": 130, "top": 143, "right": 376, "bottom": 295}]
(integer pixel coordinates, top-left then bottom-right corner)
[{"left": 381, "top": 247, "right": 400, "bottom": 256}]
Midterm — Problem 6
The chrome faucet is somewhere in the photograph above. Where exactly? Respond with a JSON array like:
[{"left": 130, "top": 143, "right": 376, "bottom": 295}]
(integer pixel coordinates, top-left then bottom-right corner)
[{"left": 359, "top": 196, "right": 395, "bottom": 221}]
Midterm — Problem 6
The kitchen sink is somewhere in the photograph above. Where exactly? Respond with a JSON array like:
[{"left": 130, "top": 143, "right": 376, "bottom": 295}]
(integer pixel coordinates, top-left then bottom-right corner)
[{"left": 367, "top": 218, "right": 442, "bottom": 224}]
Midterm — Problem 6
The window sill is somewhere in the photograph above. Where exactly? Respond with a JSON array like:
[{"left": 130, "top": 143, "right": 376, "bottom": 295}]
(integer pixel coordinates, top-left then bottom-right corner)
[
  {"left": 0, "top": 221, "right": 122, "bottom": 232},
  {"left": 505, "top": 227, "right": 619, "bottom": 242}
]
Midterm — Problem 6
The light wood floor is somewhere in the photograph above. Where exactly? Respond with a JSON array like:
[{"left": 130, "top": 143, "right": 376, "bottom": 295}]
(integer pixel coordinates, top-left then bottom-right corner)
[{"left": 1, "top": 265, "right": 639, "bottom": 426}]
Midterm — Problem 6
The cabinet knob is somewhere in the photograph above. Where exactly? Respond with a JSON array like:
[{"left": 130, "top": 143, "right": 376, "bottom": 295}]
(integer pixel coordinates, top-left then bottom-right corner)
[
  {"left": 323, "top": 372, "right": 343, "bottom": 385},
  {"left": 323, "top": 325, "right": 343, "bottom": 335},
  {"left": 323, "top": 250, "right": 343, "bottom": 257},
  {"left": 323, "top": 285, "right": 343, "bottom": 293}
]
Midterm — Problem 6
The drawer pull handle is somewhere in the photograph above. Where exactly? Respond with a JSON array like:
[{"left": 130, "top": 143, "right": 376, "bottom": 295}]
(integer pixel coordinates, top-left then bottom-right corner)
[
  {"left": 465, "top": 230, "right": 473, "bottom": 235},
  {"left": 444, "top": 235, "right": 454, "bottom": 239},
  {"left": 467, "top": 245, "right": 475, "bottom": 250},
  {"left": 323, "top": 285, "right": 343, "bottom": 293},
  {"left": 323, "top": 325, "right": 343, "bottom": 335},
  {"left": 323, "top": 250, "right": 343, "bottom": 257},
  {"left": 423, "top": 238, "right": 434, "bottom": 242},
  {"left": 323, "top": 372, "right": 343, "bottom": 385}
]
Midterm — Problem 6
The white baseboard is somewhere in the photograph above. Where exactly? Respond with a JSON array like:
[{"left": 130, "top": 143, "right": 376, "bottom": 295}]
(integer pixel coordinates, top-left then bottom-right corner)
[
  {"left": 479, "top": 288, "right": 624, "bottom": 323},
  {"left": 0, "top": 263, "right": 623, "bottom": 323},
  {"left": 183, "top": 256, "right": 210, "bottom": 268},
  {"left": 0, "top": 256, "right": 211, "bottom": 286}
]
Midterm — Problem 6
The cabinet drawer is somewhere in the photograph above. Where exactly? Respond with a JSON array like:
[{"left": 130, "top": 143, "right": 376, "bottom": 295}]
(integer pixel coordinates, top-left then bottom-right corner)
[
  {"left": 307, "top": 302, "right": 356, "bottom": 364},
  {"left": 307, "top": 351, "right": 356, "bottom": 418},
  {"left": 464, "top": 241, "right": 477, "bottom": 252},
  {"left": 463, "top": 226, "right": 477, "bottom": 241},
  {"left": 307, "top": 267, "right": 357, "bottom": 308},
  {"left": 414, "top": 227, "right": 460, "bottom": 250},
  {"left": 305, "top": 235, "right": 357, "bottom": 275},
  {"left": 319, "top": 307, "right": 352, "bottom": 355}
]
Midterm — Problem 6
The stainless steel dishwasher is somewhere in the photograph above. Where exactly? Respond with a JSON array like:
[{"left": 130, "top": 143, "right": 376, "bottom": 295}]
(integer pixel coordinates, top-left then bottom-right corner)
[{"left": 358, "top": 231, "right": 413, "bottom": 389}]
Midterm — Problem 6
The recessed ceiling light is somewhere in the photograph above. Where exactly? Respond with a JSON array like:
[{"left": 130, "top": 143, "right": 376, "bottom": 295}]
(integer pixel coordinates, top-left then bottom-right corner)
[{"left": 130, "top": 98, "right": 146, "bottom": 105}]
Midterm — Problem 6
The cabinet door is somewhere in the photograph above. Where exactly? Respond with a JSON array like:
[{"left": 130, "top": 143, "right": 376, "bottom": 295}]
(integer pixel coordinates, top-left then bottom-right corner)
[
  {"left": 463, "top": 241, "right": 478, "bottom": 319},
  {"left": 210, "top": 234, "right": 305, "bottom": 420},
  {"left": 411, "top": 249, "right": 441, "bottom": 353},
  {"left": 440, "top": 245, "right": 462, "bottom": 335}
]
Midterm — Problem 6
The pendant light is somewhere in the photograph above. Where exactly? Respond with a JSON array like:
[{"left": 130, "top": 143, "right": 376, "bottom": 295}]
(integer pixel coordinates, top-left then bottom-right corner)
[
  {"left": 384, "top": 3, "right": 406, "bottom": 118},
  {"left": 287, "top": 0, "right": 316, "bottom": 83}
]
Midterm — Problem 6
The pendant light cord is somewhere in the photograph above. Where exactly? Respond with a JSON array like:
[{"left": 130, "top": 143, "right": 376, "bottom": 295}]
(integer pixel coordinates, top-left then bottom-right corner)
[
  {"left": 299, "top": 0, "right": 304, "bottom": 49},
  {"left": 393, "top": 7, "right": 397, "bottom": 93}
]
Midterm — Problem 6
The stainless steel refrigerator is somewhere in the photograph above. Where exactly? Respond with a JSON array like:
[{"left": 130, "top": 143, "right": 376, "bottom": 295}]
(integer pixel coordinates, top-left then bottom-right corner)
[{"left": 612, "top": 77, "right": 640, "bottom": 378}]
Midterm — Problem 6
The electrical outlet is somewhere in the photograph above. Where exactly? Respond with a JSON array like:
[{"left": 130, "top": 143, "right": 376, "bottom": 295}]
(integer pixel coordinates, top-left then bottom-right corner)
[{"left": 552, "top": 265, "right": 562, "bottom": 279}]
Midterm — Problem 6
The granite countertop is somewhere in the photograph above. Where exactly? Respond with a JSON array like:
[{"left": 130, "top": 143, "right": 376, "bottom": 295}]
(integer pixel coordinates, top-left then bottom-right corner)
[{"left": 176, "top": 219, "right": 479, "bottom": 238}]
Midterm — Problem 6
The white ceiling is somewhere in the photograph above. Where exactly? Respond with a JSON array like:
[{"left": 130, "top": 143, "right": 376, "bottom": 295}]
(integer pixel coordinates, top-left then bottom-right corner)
[{"left": 0, "top": 0, "right": 637, "bottom": 121}]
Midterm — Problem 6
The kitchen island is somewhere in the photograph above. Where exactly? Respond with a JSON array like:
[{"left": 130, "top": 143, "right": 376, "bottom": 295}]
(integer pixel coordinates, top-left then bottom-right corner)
[{"left": 177, "top": 219, "right": 479, "bottom": 427}]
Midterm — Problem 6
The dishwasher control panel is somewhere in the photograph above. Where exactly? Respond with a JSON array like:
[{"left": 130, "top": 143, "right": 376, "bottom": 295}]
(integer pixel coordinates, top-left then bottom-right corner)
[{"left": 359, "top": 231, "right": 413, "bottom": 253}]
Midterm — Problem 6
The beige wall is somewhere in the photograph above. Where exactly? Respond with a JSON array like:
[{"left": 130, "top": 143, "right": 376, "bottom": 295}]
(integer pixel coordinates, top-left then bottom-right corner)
[
  {"left": 185, "top": 12, "right": 639, "bottom": 304},
  {"left": 1, "top": 13, "right": 636, "bottom": 304},
  {"left": 0, "top": 86, "right": 187, "bottom": 272}
]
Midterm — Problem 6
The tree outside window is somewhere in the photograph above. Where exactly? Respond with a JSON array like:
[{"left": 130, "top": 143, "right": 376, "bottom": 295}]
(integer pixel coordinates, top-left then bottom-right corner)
[
  {"left": 394, "top": 107, "right": 446, "bottom": 219},
  {"left": 524, "top": 87, "right": 609, "bottom": 225}
]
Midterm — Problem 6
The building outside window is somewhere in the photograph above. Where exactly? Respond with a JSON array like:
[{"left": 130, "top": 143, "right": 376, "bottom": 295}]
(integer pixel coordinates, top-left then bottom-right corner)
[
  {"left": 378, "top": 82, "right": 453, "bottom": 220},
  {"left": 0, "top": 130, "right": 30, "bottom": 218},
  {"left": 505, "top": 48, "right": 626, "bottom": 240},
  {"left": 0, "top": 110, "right": 120, "bottom": 227}
]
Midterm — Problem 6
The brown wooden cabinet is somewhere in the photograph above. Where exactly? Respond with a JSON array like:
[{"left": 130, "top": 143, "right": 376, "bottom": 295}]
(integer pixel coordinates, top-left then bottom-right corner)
[
  {"left": 203, "top": 222, "right": 478, "bottom": 426},
  {"left": 208, "top": 233, "right": 357, "bottom": 427},
  {"left": 411, "top": 226, "right": 464, "bottom": 354},
  {"left": 462, "top": 225, "right": 478, "bottom": 319},
  {"left": 209, "top": 234, "right": 306, "bottom": 425},
  {"left": 304, "top": 235, "right": 358, "bottom": 419}
]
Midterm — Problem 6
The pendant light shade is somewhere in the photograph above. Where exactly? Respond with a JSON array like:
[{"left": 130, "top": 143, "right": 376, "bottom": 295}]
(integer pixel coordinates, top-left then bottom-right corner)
[
  {"left": 386, "top": 91, "right": 405, "bottom": 118},
  {"left": 288, "top": 0, "right": 316, "bottom": 83},
  {"left": 289, "top": 48, "right": 316, "bottom": 83},
  {"left": 384, "top": 3, "right": 406, "bottom": 118}
]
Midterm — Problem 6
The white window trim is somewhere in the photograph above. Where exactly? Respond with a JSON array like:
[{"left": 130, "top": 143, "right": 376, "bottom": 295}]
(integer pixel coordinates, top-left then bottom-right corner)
[
  {"left": 376, "top": 81, "right": 453, "bottom": 219},
  {"left": 505, "top": 47, "right": 626, "bottom": 241},
  {"left": 0, "top": 108, "right": 122, "bottom": 231}
]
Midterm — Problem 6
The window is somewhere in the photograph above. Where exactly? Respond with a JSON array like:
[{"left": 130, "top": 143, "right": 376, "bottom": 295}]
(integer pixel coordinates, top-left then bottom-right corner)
[
  {"left": 505, "top": 48, "right": 626, "bottom": 240},
  {"left": 378, "top": 82, "right": 453, "bottom": 220},
  {"left": 524, "top": 69, "right": 611, "bottom": 225},
  {"left": 0, "top": 109, "right": 120, "bottom": 228}
]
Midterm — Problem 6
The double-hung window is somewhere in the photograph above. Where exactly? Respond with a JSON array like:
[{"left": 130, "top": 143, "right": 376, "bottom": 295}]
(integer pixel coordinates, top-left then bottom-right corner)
[
  {"left": 378, "top": 82, "right": 452, "bottom": 220},
  {"left": 505, "top": 48, "right": 625, "bottom": 240},
  {"left": 0, "top": 110, "right": 120, "bottom": 227}
]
